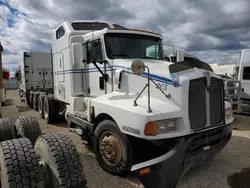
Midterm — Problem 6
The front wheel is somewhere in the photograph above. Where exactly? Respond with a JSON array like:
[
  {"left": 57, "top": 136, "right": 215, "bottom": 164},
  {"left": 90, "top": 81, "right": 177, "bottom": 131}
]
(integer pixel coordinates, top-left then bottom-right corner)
[{"left": 93, "top": 120, "right": 132, "bottom": 175}]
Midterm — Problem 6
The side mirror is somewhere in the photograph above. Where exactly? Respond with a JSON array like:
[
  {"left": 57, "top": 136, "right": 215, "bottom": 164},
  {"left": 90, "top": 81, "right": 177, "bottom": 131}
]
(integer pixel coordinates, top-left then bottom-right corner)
[{"left": 131, "top": 59, "right": 145, "bottom": 75}]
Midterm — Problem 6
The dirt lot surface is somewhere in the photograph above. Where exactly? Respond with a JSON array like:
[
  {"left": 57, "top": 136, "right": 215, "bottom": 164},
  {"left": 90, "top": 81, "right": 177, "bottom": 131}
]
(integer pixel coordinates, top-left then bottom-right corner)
[{"left": 2, "top": 89, "right": 250, "bottom": 188}]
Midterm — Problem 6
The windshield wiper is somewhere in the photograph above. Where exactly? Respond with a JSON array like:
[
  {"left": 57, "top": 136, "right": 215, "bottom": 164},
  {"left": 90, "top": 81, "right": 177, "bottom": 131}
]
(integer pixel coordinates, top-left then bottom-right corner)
[{"left": 110, "top": 54, "right": 130, "bottom": 58}]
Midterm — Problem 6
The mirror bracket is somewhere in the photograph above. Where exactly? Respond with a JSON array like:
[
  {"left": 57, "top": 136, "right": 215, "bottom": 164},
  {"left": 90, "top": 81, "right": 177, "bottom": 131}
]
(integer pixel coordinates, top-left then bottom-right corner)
[{"left": 131, "top": 59, "right": 171, "bottom": 113}]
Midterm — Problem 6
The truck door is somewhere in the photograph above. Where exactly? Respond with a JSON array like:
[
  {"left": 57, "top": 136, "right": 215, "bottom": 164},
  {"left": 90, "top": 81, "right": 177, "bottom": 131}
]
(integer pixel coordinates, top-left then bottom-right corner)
[
  {"left": 84, "top": 38, "right": 112, "bottom": 97},
  {"left": 241, "top": 66, "right": 250, "bottom": 94}
]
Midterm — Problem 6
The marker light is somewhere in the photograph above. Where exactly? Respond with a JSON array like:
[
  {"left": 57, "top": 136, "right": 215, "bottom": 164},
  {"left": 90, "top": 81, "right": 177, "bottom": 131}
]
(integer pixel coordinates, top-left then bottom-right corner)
[
  {"left": 144, "top": 121, "right": 157, "bottom": 136},
  {"left": 138, "top": 167, "right": 151, "bottom": 175},
  {"left": 225, "top": 107, "right": 233, "bottom": 118}
]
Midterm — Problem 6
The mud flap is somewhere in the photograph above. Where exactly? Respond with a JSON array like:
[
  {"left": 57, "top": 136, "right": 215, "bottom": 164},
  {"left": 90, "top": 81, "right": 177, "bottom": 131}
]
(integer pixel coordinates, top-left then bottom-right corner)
[{"left": 134, "top": 138, "right": 188, "bottom": 188}]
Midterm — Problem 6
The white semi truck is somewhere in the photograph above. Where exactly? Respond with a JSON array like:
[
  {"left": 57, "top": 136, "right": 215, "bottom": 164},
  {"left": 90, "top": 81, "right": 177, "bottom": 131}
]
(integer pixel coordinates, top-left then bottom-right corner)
[
  {"left": 208, "top": 49, "right": 250, "bottom": 114},
  {"left": 225, "top": 49, "right": 250, "bottom": 114},
  {"left": 19, "top": 52, "right": 53, "bottom": 111},
  {"left": 20, "top": 20, "right": 234, "bottom": 187}
]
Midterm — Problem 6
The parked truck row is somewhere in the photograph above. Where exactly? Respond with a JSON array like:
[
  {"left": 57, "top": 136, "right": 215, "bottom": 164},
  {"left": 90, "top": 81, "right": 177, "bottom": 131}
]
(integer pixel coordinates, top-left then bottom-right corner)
[{"left": 18, "top": 20, "right": 234, "bottom": 188}]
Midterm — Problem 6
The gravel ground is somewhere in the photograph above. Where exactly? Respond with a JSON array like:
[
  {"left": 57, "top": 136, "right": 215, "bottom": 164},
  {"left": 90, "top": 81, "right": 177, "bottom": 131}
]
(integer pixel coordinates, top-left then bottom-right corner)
[{"left": 4, "top": 89, "right": 250, "bottom": 188}]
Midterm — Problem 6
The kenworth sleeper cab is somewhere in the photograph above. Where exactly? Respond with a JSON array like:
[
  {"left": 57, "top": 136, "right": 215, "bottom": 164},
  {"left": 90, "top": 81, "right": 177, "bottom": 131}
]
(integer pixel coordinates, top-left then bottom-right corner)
[{"left": 21, "top": 20, "right": 234, "bottom": 188}]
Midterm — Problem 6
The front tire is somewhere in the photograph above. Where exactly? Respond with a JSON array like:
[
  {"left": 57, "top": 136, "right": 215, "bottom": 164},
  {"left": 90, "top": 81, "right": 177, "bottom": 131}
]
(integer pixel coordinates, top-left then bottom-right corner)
[{"left": 94, "top": 120, "right": 132, "bottom": 175}]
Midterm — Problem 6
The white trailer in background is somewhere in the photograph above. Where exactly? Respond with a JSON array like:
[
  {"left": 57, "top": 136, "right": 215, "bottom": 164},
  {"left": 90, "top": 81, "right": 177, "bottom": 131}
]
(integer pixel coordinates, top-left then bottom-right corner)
[
  {"left": 19, "top": 52, "right": 53, "bottom": 110},
  {"left": 20, "top": 20, "right": 234, "bottom": 188},
  {"left": 228, "top": 49, "right": 250, "bottom": 114},
  {"left": 210, "top": 63, "right": 235, "bottom": 78},
  {"left": 209, "top": 49, "right": 250, "bottom": 114}
]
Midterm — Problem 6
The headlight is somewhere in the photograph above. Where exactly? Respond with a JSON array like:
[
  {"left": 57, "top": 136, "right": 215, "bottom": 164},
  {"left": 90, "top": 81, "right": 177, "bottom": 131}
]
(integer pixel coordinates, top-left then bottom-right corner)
[
  {"left": 225, "top": 107, "right": 232, "bottom": 118},
  {"left": 144, "top": 119, "right": 177, "bottom": 136},
  {"left": 156, "top": 120, "right": 176, "bottom": 133}
]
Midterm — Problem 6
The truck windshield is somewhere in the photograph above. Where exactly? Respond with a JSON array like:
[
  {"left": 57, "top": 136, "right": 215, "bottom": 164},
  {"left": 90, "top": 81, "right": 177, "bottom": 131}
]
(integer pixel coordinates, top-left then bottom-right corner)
[{"left": 104, "top": 33, "right": 163, "bottom": 60}]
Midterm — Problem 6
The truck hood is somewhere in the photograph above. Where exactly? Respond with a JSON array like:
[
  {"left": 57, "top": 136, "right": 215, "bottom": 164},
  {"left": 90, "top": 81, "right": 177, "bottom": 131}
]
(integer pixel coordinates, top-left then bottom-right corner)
[
  {"left": 111, "top": 58, "right": 219, "bottom": 86},
  {"left": 112, "top": 59, "right": 173, "bottom": 81}
]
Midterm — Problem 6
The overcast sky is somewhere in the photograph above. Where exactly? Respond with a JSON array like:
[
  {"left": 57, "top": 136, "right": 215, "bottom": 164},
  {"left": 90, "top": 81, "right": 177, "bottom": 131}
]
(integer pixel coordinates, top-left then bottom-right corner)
[{"left": 0, "top": 0, "right": 250, "bottom": 75}]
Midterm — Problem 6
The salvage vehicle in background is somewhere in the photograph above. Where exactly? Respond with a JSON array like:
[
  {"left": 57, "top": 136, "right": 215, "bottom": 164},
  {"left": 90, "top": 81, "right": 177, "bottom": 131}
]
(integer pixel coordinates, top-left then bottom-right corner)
[
  {"left": 19, "top": 52, "right": 53, "bottom": 112},
  {"left": 211, "top": 49, "right": 250, "bottom": 115}
]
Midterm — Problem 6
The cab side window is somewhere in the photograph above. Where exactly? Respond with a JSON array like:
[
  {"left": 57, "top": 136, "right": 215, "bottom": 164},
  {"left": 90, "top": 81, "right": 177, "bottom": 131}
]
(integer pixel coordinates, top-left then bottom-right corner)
[
  {"left": 243, "top": 67, "right": 250, "bottom": 80},
  {"left": 145, "top": 45, "right": 159, "bottom": 59},
  {"left": 87, "top": 39, "right": 103, "bottom": 62},
  {"left": 56, "top": 26, "right": 65, "bottom": 39}
]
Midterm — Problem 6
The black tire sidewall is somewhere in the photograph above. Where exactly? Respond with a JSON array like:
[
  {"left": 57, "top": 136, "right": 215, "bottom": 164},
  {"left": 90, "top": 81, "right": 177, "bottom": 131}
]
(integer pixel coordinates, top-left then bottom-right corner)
[
  {"left": 44, "top": 96, "right": 55, "bottom": 123},
  {"left": 15, "top": 116, "right": 42, "bottom": 145},
  {"left": 33, "top": 94, "right": 37, "bottom": 110},
  {"left": 34, "top": 133, "right": 87, "bottom": 187},
  {"left": 26, "top": 92, "right": 30, "bottom": 106},
  {"left": 44, "top": 97, "right": 50, "bottom": 123},
  {"left": 38, "top": 96, "right": 44, "bottom": 118},
  {"left": 0, "top": 143, "right": 9, "bottom": 186},
  {"left": 29, "top": 92, "right": 34, "bottom": 108},
  {"left": 0, "top": 118, "right": 16, "bottom": 142},
  {"left": 94, "top": 120, "right": 132, "bottom": 175}
]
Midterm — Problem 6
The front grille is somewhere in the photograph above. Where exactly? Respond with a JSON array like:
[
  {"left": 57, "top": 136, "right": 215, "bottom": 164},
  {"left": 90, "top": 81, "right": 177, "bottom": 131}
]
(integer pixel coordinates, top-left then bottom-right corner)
[
  {"left": 189, "top": 78, "right": 206, "bottom": 129},
  {"left": 189, "top": 77, "right": 224, "bottom": 130},
  {"left": 210, "top": 78, "right": 224, "bottom": 125}
]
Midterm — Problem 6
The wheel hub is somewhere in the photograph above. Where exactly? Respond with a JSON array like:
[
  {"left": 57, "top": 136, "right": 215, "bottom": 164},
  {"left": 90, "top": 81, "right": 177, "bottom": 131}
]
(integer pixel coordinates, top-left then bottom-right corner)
[{"left": 99, "top": 133, "right": 121, "bottom": 166}]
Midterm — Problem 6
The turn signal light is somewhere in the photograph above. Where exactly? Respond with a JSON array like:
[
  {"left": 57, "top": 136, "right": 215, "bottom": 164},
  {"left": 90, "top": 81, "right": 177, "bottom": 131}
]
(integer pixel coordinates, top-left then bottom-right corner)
[
  {"left": 139, "top": 167, "right": 151, "bottom": 175},
  {"left": 144, "top": 121, "right": 156, "bottom": 136}
]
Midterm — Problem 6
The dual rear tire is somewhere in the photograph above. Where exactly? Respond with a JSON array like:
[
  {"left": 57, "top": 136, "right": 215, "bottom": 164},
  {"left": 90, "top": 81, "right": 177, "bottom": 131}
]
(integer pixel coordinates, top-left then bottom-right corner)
[
  {"left": 29, "top": 91, "right": 34, "bottom": 108},
  {"left": 43, "top": 94, "right": 56, "bottom": 124},
  {"left": 38, "top": 92, "right": 47, "bottom": 119},
  {"left": 29, "top": 92, "right": 56, "bottom": 124},
  {"left": 33, "top": 91, "right": 41, "bottom": 111}
]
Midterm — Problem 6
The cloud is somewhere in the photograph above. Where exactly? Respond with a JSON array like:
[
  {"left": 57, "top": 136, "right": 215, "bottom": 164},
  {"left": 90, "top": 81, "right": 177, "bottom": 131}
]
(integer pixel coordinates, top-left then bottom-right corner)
[{"left": 1, "top": 0, "right": 250, "bottom": 75}]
